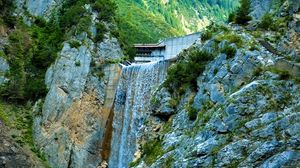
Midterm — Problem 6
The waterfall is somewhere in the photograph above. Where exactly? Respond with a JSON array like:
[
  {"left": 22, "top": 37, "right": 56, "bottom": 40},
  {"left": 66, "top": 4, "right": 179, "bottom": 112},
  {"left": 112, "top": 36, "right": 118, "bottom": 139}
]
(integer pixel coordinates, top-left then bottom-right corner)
[{"left": 108, "top": 61, "right": 168, "bottom": 168}]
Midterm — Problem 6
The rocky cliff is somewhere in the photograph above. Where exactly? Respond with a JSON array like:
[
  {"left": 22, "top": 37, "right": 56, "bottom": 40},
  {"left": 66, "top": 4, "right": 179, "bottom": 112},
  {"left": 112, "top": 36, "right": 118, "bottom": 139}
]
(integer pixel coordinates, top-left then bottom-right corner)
[
  {"left": 131, "top": 0, "right": 300, "bottom": 167},
  {"left": 33, "top": 38, "right": 123, "bottom": 168},
  {"left": 14, "top": 0, "right": 125, "bottom": 167}
]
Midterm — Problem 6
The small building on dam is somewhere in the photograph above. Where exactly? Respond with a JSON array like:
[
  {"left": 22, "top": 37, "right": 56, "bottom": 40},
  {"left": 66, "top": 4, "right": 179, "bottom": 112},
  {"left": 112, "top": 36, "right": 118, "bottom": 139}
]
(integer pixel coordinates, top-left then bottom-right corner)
[{"left": 134, "top": 32, "right": 201, "bottom": 63}]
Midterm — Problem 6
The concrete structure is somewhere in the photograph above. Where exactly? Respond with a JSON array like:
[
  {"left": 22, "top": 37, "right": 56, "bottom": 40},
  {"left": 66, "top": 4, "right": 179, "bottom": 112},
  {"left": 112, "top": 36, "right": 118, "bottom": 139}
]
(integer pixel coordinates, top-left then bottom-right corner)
[{"left": 134, "top": 32, "right": 201, "bottom": 63}]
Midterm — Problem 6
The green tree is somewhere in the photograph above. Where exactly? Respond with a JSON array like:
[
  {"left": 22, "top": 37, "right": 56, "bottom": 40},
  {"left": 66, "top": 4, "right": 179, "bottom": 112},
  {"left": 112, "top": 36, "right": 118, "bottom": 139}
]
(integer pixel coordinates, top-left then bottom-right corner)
[
  {"left": 235, "top": 0, "right": 252, "bottom": 25},
  {"left": 258, "top": 13, "right": 273, "bottom": 30},
  {"left": 228, "top": 12, "right": 236, "bottom": 23},
  {"left": 0, "top": 0, "right": 16, "bottom": 27},
  {"left": 1, "top": 29, "right": 31, "bottom": 101}
]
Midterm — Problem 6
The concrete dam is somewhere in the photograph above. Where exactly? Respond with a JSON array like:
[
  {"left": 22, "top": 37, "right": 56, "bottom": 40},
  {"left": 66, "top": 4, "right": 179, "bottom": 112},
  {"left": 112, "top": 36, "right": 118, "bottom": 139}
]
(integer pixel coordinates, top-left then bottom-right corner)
[
  {"left": 134, "top": 32, "right": 201, "bottom": 63},
  {"left": 102, "top": 33, "right": 201, "bottom": 167}
]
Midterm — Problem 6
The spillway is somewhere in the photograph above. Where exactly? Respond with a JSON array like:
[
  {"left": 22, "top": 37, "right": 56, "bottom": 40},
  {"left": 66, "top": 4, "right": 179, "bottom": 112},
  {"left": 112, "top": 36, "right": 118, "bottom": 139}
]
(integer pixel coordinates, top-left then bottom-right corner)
[{"left": 108, "top": 61, "right": 168, "bottom": 168}]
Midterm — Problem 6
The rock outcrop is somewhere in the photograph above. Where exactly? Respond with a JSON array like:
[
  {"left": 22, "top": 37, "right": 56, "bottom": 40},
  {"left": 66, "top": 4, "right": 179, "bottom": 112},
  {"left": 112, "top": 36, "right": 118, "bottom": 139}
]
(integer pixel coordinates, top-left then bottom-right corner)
[
  {"left": 25, "top": 0, "right": 62, "bottom": 19},
  {"left": 33, "top": 34, "right": 123, "bottom": 167},
  {"left": 14, "top": 0, "right": 126, "bottom": 167},
  {"left": 132, "top": 1, "right": 300, "bottom": 167}
]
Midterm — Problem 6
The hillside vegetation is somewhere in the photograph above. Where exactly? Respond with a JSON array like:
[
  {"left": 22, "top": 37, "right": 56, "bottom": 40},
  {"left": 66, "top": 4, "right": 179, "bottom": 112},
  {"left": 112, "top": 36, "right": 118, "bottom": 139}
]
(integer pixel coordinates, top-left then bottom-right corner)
[
  {"left": 133, "top": 0, "right": 300, "bottom": 167},
  {"left": 115, "top": 0, "right": 239, "bottom": 44}
]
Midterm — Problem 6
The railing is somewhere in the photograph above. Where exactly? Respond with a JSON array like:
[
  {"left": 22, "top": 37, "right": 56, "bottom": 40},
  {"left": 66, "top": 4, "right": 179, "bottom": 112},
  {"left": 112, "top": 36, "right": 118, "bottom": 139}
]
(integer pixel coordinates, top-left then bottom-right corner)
[{"left": 135, "top": 54, "right": 164, "bottom": 57}]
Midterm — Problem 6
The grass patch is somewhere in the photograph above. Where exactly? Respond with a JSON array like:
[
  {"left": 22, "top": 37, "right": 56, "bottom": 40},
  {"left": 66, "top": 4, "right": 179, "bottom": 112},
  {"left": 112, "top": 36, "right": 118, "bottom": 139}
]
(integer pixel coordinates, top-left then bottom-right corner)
[
  {"left": 215, "top": 33, "right": 243, "bottom": 48},
  {"left": 161, "top": 117, "right": 173, "bottom": 134},
  {"left": 142, "top": 139, "right": 164, "bottom": 165},
  {"left": 0, "top": 110, "right": 10, "bottom": 125},
  {"left": 69, "top": 40, "right": 81, "bottom": 48},
  {"left": 0, "top": 101, "right": 49, "bottom": 165},
  {"left": 221, "top": 45, "right": 237, "bottom": 59},
  {"left": 186, "top": 106, "right": 198, "bottom": 120},
  {"left": 201, "top": 30, "right": 213, "bottom": 42},
  {"left": 163, "top": 155, "right": 174, "bottom": 168},
  {"left": 129, "top": 158, "right": 142, "bottom": 167}
]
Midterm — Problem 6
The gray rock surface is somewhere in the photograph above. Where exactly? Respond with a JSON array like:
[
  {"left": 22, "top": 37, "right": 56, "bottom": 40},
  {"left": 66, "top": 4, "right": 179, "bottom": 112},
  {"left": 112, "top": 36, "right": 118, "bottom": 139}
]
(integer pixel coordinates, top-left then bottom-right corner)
[
  {"left": 134, "top": 4, "right": 300, "bottom": 166},
  {"left": 97, "top": 36, "right": 124, "bottom": 61},
  {"left": 33, "top": 34, "right": 123, "bottom": 167},
  {"left": 0, "top": 57, "right": 9, "bottom": 84},
  {"left": 25, "top": 0, "right": 62, "bottom": 19},
  {"left": 151, "top": 88, "right": 175, "bottom": 117},
  {"left": 250, "top": 0, "right": 273, "bottom": 19}
]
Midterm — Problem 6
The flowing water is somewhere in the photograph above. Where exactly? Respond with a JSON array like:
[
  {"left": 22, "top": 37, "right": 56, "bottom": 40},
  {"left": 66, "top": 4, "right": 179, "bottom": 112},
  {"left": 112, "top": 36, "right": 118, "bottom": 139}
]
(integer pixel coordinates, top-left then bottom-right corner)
[{"left": 108, "top": 61, "right": 168, "bottom": 168}]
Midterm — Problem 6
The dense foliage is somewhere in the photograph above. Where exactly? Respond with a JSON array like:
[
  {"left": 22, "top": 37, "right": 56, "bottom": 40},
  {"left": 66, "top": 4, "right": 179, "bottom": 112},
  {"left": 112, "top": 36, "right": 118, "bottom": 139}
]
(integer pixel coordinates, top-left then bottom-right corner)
[
  {"left": 115, "top": 0, "right": 239, "bottom": 45},
  {"left": 0, "top": 0, "right": 118, "bottom": 102},
  {"left": 1, "top": 20, "right": 63, "bottom": 102},
  {"left": 164, "top": 48, "right": 215, "bottom": 96},
  {"left": 0, "top": 0, "right": 16, "bottom": 27},
  {"left": 233, "top": 0, "right": 252, "bottom": 24}
]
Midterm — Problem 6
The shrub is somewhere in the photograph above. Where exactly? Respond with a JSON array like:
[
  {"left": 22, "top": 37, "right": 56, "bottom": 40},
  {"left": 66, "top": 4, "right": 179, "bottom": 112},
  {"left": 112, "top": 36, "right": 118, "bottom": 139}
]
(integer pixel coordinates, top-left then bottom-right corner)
[
  {"left": 77, "top": 16, "right": 92, "bottom": 34},
  {"left": 164, "top": 50, "right": 214, "bottom": 95},
  {"left": 235, "top": 0, "right": 252, "bottom": 25},
  {"left": 34, "top": 17, "right": 47, "bottom": 27},
  {"left": 93, "top": 0, "right": 117, "bottom": 21},
  {"left": 69, "top": 40, "right": 81, "bottom": 48},
  {"left": 201, "top": 30, "right": 212, "bottom": 42},
  {"left": 221, "top": 45, "right": 237, "bottom": 59},
  {"left": 258, "top": 13, "right": 273, "bottom": 30},
  {"left": 1, "top": 17, "right": 63, "bottom": 102},
  {"left": 168, "top": 98, "right": 178, "bottom": 109},
  {"left": 0, "top": 0, "right": 16, "bottom": 28},
  {"left": 216, "top": 33, "right": 243, "bottom": 48},
  {"left": 142, "top": 139, "right": 164, "bottom": 165},
  {"left": 187, "top": 106, "right": 198, "bottom": 120},
  {"left": 228, "top": 12, "right": 236, "bottom": 23},
  {"left": 75, "top": 61, "right": 81, "bottom": 66},
  {"left": 1, "top": 29, "right": 31, "bottom": 101},
  {"left": 95, "top": 23, "right": 107, "bottom": 42},
  {"left": 59, "top": 2, "right": 86, "bottom": 30}
]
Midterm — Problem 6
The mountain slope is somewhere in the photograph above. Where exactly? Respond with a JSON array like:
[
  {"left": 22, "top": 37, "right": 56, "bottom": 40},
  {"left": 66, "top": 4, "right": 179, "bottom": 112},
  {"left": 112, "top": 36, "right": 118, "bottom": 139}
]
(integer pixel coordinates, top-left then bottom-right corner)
[
  {"left": 115, "top": 0, "right": 239, "bottom": 44},
  {"left": 131, "top": 0, "right": 300, "bottom": 167}
]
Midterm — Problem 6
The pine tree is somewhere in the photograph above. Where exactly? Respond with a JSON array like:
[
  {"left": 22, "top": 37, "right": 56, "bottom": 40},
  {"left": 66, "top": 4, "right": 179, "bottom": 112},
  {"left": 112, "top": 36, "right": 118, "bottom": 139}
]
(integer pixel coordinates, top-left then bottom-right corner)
[{"left": 235, "top": 0, "right": 252, "bottom": 25}]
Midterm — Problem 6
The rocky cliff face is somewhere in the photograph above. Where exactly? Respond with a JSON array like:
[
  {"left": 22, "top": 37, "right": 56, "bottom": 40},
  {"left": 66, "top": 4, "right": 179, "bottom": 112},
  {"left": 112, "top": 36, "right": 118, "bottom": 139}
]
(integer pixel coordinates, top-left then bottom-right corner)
[
  {"left": 33, "top": 36, "right": 123, "bottom": 167},
  {"left": 132, "top": 1, "right": 300, "bottom": 167},
  {"left": 251, "top": 0, "right": 300, "bottom": 20},
  {"left": 15, "top": 0, "right": 125, "bottom": 167}
]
